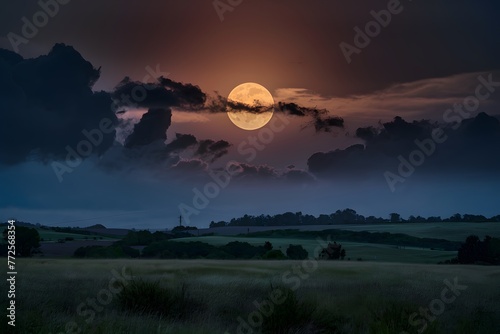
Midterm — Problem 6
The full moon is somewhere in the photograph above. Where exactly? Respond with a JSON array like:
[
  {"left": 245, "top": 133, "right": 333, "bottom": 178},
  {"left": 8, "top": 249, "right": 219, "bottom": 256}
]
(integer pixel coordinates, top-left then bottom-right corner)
[{"left": 226, "top": 82, "right": 274, "bottom": 130}]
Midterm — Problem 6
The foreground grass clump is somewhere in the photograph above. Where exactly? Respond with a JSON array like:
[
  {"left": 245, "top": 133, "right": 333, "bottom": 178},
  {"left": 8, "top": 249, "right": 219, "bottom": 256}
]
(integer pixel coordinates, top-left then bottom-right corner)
[{"left": 116, "top": 279, "right": 192, "bottom": 318}]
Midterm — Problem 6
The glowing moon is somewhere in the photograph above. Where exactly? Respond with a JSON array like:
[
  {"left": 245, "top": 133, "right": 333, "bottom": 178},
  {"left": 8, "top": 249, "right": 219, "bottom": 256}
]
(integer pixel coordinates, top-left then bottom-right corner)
[{"left": 226, "top": 82, "right": 274, "bottom": 130}]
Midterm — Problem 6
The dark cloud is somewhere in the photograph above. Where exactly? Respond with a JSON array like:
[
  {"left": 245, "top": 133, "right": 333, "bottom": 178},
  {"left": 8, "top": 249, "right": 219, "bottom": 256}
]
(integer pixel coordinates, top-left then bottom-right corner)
[
  {"left": 112, "top": 77, "right": 206, "bottom": 112},
  {"left": 207, "top": 94, "right": 273, "bottom": 114},
  {"left": 195, "top": 139, "right": 231, "bottom": 163},
  {"left": 308, "top": 144, "right": 366, "bottom": 177},
  {"left": 98, "top": 131, "right": 231, "bottom": 175},
  {"left": 226, "top": 162, "right": 279, "bottom": 181},
  {"left": 165, "top": 133, "right": 197, "bottom": 152},
  {"left": 223, "top": 162, "right": 316, "bottom": 185},
  {"left": 124, "top": 108, "right": 172, "bottom": 148},
  {"left": 170, "top": 159, "right": 208, "bottom": 173},
  {"left": 308, "top": 112, "right": 500, "bottom": 179},
  {"left": 158, "top": 77, "right": 207, "bottom": 107},
  {"left": 208, "top": 96, "right": 344, "bottom": 132},
  {"left": 271, "top": 101, "right": 345, "bottom": 133},
  {"left": 0, "top": 44, "right": 117, "bottom": 165}
]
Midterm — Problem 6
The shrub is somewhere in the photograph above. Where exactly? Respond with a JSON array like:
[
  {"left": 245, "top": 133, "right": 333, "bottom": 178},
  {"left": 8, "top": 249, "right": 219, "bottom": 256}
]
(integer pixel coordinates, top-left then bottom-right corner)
[
  {"left": 264, "top": 241, "right": 273, "bottom": 251},
  {"left": 286, "top": 244, "right": 308, "bottom": 260},
  {"left": 262, "top": 250, "right": 287, "bottom": 260},
  {"left": 221, "top": 241, "right": 265, "bottom": 259},
  {"left": 143, "top": 241, "right": 223, "bottom": 259}
]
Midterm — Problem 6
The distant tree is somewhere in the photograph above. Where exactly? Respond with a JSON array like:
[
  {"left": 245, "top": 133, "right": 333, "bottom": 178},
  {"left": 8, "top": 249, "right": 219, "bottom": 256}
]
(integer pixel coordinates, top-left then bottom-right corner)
[
  {"left": 286, "top": 244, "right": 308, "bottom": 260},
  {"left": 390, "top": 213, "right": 401, "bottom": 223},
  {"left": 262, "top": 249, "right": 287, "bottom": 260},
  {"left": 221, "top": 241, "right": 265, "bottom": 259},
  {"left": 172, "top": 225, "right": 197, "bottom": 232},
  {"left": 457, "top": 235, "right": 500, "bottom": 264},
  {"left": 490, "top": 215, "right": 500, "bottom": 222},
  {"left": 209, "top": 221, "right": 227, "bottom": 228},
  {"left": 461, "top": 214, "right": 487, "bottom": 223},
  {"left": 264, "top": 241, "right": 273, "bottom": 251},
  {"left": 317, "top": 214, "right": 332, "bottom": 225},
  {"left": 365, "top": 215, "right": 385, "bottom": 224},
  {"left": 3, "top": 226, "right": 40, "bottom": 257},
  {"left": 340, "top": 249, "right": 346, "bottom": 260},
  {"left": 331, "top": 209, "right": 359, "bottom": 224}
]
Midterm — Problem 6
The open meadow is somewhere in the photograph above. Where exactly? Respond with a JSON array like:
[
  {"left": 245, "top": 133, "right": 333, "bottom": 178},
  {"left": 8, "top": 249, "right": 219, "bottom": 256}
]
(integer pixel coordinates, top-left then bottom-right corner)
[{"left": 2, "top": 258, "right": 499, "bottom": 334}]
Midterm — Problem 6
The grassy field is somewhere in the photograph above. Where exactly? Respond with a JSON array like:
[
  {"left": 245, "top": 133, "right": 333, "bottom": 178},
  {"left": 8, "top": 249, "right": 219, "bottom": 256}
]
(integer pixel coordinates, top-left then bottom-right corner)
[
  {"left": 0, "top": 227, "right": 118, "bottom": 243},
  {"left": 174, "top": 236, "right": 457, "bottom": 264},
  {"left": 1, "top": 259, "right": 498, "bottom": 334}
]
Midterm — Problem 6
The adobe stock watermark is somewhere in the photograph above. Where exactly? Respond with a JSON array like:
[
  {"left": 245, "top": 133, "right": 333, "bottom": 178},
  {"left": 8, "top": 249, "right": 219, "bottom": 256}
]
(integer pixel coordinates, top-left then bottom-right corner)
[
  {"left": 213, "top": 0, "right": 243, "bottom": 22},
  {"left": 340, "top": 0, "right": 405, "bottom": 64},
  {"left": 49, "top": 266, "right": 133, "bottom": 334},
  {"left": 400, "top": 277, "right": 467, "bottom": 334},
  {"left": 178, "top": 113, "right": 290, "bottom": 224},
  {"left": 384, "top": 73, "right": 500, "bottom": 192},
  {"left": 223, "top": 234, "right": 335, "bottom": 334},
  {"left": 51, "top": 64, "right": 169, "bottom": 182},
  {"left": 7, "top": 0, "right": 72, "bottom": 53}
]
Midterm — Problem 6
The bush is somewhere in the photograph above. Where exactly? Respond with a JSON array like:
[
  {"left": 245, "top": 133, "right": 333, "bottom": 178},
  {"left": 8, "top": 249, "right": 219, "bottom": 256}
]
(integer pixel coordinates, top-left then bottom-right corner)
[
  {"left": 457, "top": 235, "right": 500, "bottom": 264},
  {"left": 262, "top": 250, "right": 287, "bottom": 260},
  {"left": 221, "top": 241, "right": 265, "bottom": 259},
  {"left": 286, "top": 244, "right": 308, "bottom": 260},
  {"left": 143, "top": 241, "right": 223, "bottom": 259},
  {"left": 141, "top": 240, "right": 312, "bottom": 260}
]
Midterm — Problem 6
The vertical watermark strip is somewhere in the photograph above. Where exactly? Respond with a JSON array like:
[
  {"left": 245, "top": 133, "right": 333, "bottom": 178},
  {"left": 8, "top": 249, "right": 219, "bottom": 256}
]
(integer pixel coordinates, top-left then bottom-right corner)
[{"left": 6, "top": 219, "right": 17, "bottom": 327}]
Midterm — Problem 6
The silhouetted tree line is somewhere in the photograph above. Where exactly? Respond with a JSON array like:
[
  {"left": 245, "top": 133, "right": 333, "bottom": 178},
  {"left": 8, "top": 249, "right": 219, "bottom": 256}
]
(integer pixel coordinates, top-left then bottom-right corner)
[
  {"left": 446, "top": 235, "right": 500, "bottom": 265},
  {"left": 171, "top": 225, "right": 198, "bottom": 232},
  {"left": 141, "top": 240, "right": 268, "bottom": 259},
  {"left": 245, "top": 229, "right": 461, "bottom": 251},
  {"left": 116, "top": 230, "right": 192, "bottom": 247},
  {"left": 141, "top": 240, "right": 345, "bottom": 261},
  {"left": 209, "top": 210, "right": 500, "bottom": 227}
]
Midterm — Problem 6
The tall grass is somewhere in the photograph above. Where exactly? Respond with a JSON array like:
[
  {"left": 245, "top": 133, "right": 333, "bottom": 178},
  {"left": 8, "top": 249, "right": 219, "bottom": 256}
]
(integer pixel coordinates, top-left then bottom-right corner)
[{"left": 0, "top": 259, "right": 498, "bottom": 334}]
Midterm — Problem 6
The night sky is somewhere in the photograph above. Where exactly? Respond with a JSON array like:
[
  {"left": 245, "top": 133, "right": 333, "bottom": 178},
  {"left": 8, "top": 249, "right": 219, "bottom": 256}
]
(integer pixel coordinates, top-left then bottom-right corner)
[{"left": 1, "top": 0, "right": 500, "bottom": 228}]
